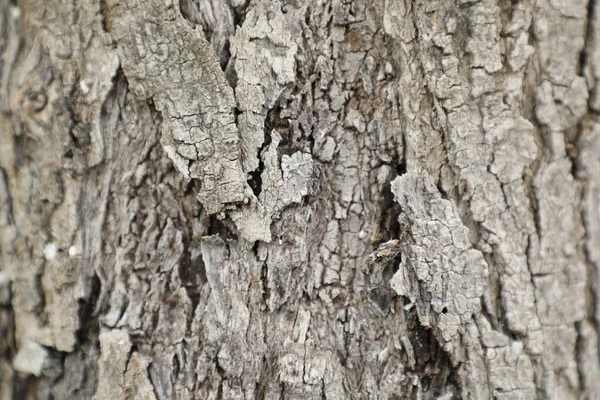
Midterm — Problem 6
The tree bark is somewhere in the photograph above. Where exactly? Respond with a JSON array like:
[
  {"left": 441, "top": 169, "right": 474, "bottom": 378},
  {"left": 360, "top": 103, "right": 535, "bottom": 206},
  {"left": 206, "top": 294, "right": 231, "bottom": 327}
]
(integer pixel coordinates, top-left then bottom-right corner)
[{"left": 1, "top": 0, "right": 599, "bottom": 398}]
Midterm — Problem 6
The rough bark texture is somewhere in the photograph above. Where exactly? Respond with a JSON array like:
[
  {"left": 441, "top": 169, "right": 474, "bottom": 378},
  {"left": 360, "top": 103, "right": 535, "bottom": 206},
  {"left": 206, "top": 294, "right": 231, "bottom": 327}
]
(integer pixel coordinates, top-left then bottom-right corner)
[{"left": 1, "top": 0, "right": 599, "bottom": 398}]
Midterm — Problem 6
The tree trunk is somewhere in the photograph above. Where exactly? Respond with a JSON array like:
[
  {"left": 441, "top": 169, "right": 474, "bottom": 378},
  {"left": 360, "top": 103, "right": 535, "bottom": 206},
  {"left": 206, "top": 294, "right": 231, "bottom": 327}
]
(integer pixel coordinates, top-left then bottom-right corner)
[{"left": 1, "top": 0, "right": 599, "bottom": 398}]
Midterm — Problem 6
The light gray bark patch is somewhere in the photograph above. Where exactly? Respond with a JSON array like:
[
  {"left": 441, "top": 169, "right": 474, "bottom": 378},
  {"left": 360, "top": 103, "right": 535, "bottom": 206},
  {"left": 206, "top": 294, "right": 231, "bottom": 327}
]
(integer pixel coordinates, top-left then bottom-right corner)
[
  {"left": 124, "top": 352, "right": 158, "bottom": 400},
  {"left": 12, "top": 338, "right": 47, "bottom": 376},
  {"left": 390, "top": 170, "right": 488, "bottom": 356},
  {"left": 106, "top": 0, "right": 314, "bottom": 243},
  {"left": 106, "top": 0, "right": 252, "bottom": 214},
  {"left": 200, "top": 235, "right": 231, "bottom": 326},
  {"left": 230, "top": 0, "right": 299, "bottom": 175},
  {"left": 94, "top": 328, "right": 132, "bottom": 399}
]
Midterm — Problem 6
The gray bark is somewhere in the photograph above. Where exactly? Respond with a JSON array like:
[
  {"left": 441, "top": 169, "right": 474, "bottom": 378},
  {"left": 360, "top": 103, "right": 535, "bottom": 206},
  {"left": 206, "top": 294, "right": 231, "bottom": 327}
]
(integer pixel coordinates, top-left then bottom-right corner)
[{"left": 1, "top": 0, "right": 599, "bottom": 398}]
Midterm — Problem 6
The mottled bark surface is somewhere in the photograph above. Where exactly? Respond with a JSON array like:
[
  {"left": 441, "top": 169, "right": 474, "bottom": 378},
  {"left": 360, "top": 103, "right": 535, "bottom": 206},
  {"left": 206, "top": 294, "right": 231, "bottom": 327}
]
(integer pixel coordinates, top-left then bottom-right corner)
[{"left": 1, "top": 0, "right": 599, "bottom": 398}]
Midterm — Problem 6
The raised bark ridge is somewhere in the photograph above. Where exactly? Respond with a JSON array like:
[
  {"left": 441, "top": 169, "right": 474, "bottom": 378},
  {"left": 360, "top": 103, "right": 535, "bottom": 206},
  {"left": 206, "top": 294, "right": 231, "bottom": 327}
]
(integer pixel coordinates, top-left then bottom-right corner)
[
  {"left": 390, "top": 171, "right": 488, "bottom": 355},
  {"left": 105, "top": 0, "right": 251, "bottom": 217},
  {"left": 105, "top": 0, "right": 313, "bottom": 243}
]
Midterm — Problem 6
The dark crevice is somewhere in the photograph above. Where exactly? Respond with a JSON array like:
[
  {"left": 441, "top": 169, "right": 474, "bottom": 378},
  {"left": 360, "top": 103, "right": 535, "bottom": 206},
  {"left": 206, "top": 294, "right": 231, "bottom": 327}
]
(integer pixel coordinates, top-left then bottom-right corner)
[
  {"left": 179, "top": 243, "right": 204, "bottom": 323},
  {"left": 76, "top": 273, "right": 101, "bottom": 346},
  {"left": 436, "top": 180, "right": 449, "bottom": 201},
  {"left": 233, "top": 106, "right": 241, "bottom": 128},
  {"left": 270, "top": 94, "right": 299, "bottom": 158},
  {"left": 33, "top": 271, "right": 47, "bottom": 323},
  {"left": 376, "top": 152, "right": 405, "bottom": 247},
  {"left": 396, "top": 151, "right": 407, "bottom": 177},
  {"left": 146, "top": 361, "right": 162, "bottom": 400},
  {"left": 522, "top": 166, "right": 541, "bottom": 238},
  {"left": 99, "top": 0, "right": 110, "bottom": 32},
  {"left": 171, "top": 352, "right": 180, "bottom": 381},
  {"left": 404, "top": 307, "right": 460, "bottom": 398},
  {"left": 247, "top": 105, "right": 284, "bottom": 197},
  {"left": 273, "top": 114, "right": 295, "bottom": 158},
  {"left": 579, "top": 0, "right": 597, "bottom": 77},
  {"left": 122, "top": 342, "right": 138, "bottom": 378},
  {"left": 206, "top": 214, "right": 237, "bottom": 241},
  {"left": 220, "top": 40, "right": 233, "bottom": 72},
  {"left": 260, "top": 258, "right": 269, "bottom": 306},
  {"left": 232, "top": 2, "right": 248, "bottom": 28},
  {"left": 0, "top": 284, "right": 17, "bottom": 393},
  {"left": 368, "top": 287, "right": 393, "bottom": 315},
  {"left": 38, "top": 346, "right": 67, "bottom": 382},
  {"left": 378, "top": 182, "right": 402, "bottom": 245},
  {"left": 566, "top": 121, "right": 587, "bottom": 179},
  {"left": 251, "top": 241, "right": 260, "bottom": 257},
  {"left": 382, "top": 254, "right": 401, "bottom": 283},
  {"left": 0, "top": 167, "right": 15, "bottom": 229},
  {"left": 246, "top": 167, "right": 264, "bottom": 197},
  {"left": 14, "top": 374, "right": 40, "bottom": 399},
  {"left": 213, "top": 359, "right": 226, "bottom": 399}
]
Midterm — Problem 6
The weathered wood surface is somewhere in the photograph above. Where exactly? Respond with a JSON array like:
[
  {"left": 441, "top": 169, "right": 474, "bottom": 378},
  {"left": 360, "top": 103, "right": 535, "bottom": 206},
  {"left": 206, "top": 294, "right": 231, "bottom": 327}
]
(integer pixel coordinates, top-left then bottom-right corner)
[{"left": 1, "top": 0, "right": 599, "bottom": 398}]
